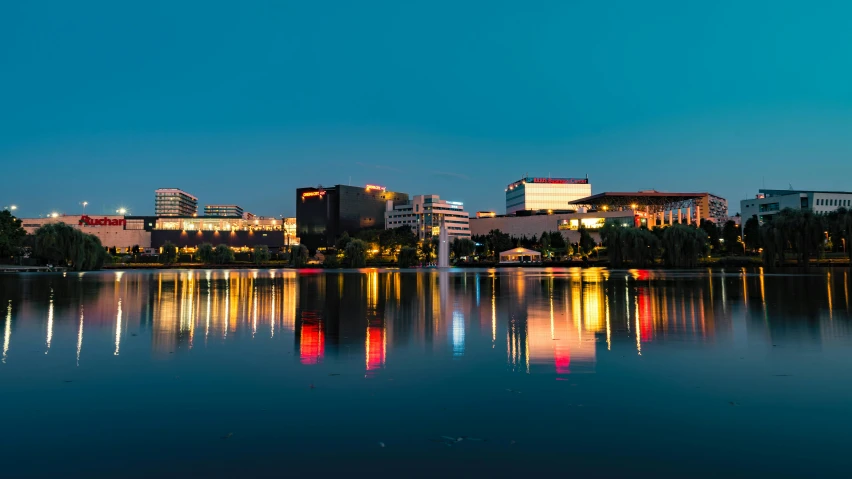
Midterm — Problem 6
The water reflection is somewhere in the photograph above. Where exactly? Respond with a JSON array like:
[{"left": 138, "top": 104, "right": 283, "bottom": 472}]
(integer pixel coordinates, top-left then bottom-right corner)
[{"left": 0, "top": 268, "right": 851, "bottom": 372}]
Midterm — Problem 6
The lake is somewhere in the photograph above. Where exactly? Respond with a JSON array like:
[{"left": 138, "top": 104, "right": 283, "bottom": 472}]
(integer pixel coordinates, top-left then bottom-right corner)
[{"left": 1, "top": 268, "right": 851, "bottom": 478}]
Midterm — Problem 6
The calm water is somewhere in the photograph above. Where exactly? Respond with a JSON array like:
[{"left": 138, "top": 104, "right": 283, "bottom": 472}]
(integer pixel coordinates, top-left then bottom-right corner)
[{"left": 1, "top": 268, "right": 852, "bottom": 478}]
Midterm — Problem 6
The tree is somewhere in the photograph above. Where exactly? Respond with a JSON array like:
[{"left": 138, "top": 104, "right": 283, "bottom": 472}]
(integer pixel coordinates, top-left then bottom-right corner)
[
  {"left": 335, "top": 232, "right": 351, "bottom": 252},
  {"left": 398, "top": 246, "right": 418, "bottom": 268},
  {"left": 662, "top": 224, "right": 707, "bottom": 268},
  {"left": 722, "top": 220, "right": 741, "bottom": 255},
  {"left": 213, "top": 244, "right": 234, "bottom": 264},
  {"left": 539, "top": 231, "right": 552, "bottom": 259},
  {"left": 600, "top": 224, "right": 659, "bottom": 268},
  {"left": 32, "top": 222, "right": 106, "bottom": 271},
  {"left": 344, "top": 239, "right": 368, "bottom": 267},
  {"left": 160, "top": 241, "right": 178, "bottom": 265},
  {"left": 131, "top": 244, "right": 140, "bottom": 255},
  {"left": 451, "top": 237, "right": 476, "bottom": 261},
  {"left": 419, "top": 240, "right": 433, "bottom": 263},
  {"left": 290, "top": 245, "right": 308, "bottom": 267},
  {"left": 486, "top": 229, "right": 513, "bottom": 260},
  {"left": 578, "top": 226, "right": 596, "bottom": 256},
  {"left": 699, "top": 220, "right": 721, "bottom": 253},
  {"left": 253, "top": 245, "right": 270, "bottom": 264},
  {"left": 196, "top": 243, "right": 215, "bottom": 264},
  {"left": 0, "top": 210, "right": 26, "bottom": 260},
  {"left": 743, "top": 217, "right": 761, "bottom": 251}
]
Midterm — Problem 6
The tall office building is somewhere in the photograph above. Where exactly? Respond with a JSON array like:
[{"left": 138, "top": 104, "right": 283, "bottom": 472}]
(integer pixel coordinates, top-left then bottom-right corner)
[
  {"left": 155, "top": 188, "right": 198, "bottom": 217},
  {"left": 505, "top": 177, "right": 592, "bottom": 215},
  {"left": 296, "top": 184, "right": 409, "bottom": 252},
  {"left": 204, "top": 204, "right": 244, "bottom": 217},
  {"left": 385, "top": 195, "right": 471, "bottom": 240}
]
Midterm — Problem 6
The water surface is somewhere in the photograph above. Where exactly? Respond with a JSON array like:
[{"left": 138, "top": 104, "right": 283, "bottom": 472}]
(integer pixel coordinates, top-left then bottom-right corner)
[{"left": 2, "top": 268, "right": 851, "bottom": 478}]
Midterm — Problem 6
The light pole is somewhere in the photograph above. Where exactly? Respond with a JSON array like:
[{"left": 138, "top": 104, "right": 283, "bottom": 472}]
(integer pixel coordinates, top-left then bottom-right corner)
[
  {"left": 82, "top": 201, "right": 88, "bottom": 214},
  {"left": 116, "top": 208, "right": 127, "bottom": 215},
  {"left": 3, "top": 205, "right": 16, "bottom": 212}
]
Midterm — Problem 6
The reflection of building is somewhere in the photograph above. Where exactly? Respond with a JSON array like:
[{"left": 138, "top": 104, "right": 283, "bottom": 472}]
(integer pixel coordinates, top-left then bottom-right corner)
[
  {"left": 505, "top": 177, "right": 592, "bottom": 215},
  {"left": 741, "top": 189, "right": 852, "bottom": 224},
  {"left": 296, "top": 184, "right": 409, "bottom": 252},
  {"left": 385, "top": 194, "right": 471, "bottom": 240},
  {"left": 148, "top": 216, "right": 298, "bottom": 252},
  {"left": 204, "top": 204, "right": 244, "bottom": 217},
  {"left": 155, "top": 188, "right": 198, "bottom": 217}
]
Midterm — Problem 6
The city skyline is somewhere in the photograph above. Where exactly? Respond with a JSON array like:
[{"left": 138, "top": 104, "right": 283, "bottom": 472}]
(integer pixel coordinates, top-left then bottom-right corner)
[{"left": 4, "top": 1, "right": 852, "bottom": 217}]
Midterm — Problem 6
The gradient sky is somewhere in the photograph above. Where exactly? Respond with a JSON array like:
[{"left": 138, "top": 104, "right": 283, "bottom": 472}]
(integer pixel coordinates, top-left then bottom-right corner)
[{"left": 3, "top": 1, "right": 852, "bottom": 218}]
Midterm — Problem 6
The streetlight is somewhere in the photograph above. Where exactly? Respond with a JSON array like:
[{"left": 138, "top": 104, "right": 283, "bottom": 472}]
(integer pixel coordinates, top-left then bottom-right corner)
[
  {"left": 116, "top": 208, "right": 127, "bottom": 215},
  {"left": 82, "top": 201, "right": 88, "bottom": 214},
  {"left": 2, "top": 205, "right": 16, "bottom": 211},
  {"left": 50, "top": 212, "right": 59, "bottom": 218}
]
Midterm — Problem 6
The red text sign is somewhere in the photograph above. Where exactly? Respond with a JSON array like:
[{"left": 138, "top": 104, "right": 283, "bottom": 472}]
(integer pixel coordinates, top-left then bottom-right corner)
[{"left": 79, "top": 215, "right": 126, "bottom": 227}]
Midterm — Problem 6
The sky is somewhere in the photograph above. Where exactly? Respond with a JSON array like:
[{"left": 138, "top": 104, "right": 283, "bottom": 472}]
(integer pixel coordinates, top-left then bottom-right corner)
[{"left": 2, "top": 0, "right": 852, "bottom": 218}]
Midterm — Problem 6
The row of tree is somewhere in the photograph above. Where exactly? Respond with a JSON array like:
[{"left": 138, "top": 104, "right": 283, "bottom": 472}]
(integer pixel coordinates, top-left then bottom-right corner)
[
  {"left": 599, "top": 223, "right": 709, "bottom": 268},
  {"left": 471, "top": 227, "right": 596, "bottom": 261},
  {"left": 745, "top": 207, "right": 852, "bottom": 268}
]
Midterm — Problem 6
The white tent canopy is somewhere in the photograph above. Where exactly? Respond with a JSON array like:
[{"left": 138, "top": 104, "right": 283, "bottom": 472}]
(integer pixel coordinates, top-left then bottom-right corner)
[{"left": 499, "top": 247, "right": 542, "bottom": 263}]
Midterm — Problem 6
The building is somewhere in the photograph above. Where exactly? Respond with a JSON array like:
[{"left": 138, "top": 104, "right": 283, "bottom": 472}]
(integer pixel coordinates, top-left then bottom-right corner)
[
  {"left": 296, "top": 184, "right": 409, "bottom": 252},
  {"left": 740, "top": 189, "right": 852, "bottom": 224},
  {"left": 204, "top": 204, "right": 244, "bottom": 217},
  {"left": 385, "top": 195, "right": 471, "bottom": 240},
  {"left": 146, "top": 215, "right": 298, "bottom": 253},
  {"left": 469, "top": 210, "right": 634, "bottom": 244},
  {"left": 569, "top": 191, "right": 727, "bottom": 226},
  {"left": 505, "top": 177, "right": 591, "bottom": 215},
  {"left": 19, "top": 214, "right": 152, "bottom": 253},
  {"left": 155, "top": 188, "right": 198, "bottom": 217}
]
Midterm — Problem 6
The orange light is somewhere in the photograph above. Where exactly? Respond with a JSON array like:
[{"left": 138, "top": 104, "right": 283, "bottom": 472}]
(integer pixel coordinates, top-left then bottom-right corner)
[
  {"left": 365, "top": 184, "right": 386, "bottom": 192},
  {"left": 302, "top": 191, "right": 325, "bottom": 199}
]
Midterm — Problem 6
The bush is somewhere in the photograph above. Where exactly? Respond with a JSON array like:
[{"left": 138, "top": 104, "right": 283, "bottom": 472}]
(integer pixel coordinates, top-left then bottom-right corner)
[
  {"left": 398, "top": 246, "right": 418, "bottom": 268},
  {"left": 214, "top": 244, "right": 234, "bottom": 264},
  {"left": 323, "top": 254, "right": 341, "bottom": 268}
]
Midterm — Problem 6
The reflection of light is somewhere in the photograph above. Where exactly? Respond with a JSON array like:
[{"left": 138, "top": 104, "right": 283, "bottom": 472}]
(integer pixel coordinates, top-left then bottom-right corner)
[
  {"left": 299, "top": 315, "right": 324, "bottom": 365},
  {"left": 366, "top": 325, "right": 386, "bottom": 371},
  {"left": 491, "top": 278, "right": 496, "bottom": 346},
  {"left": 452, "top": 310, "right": 465, "bottom": 357},
  {"left": 635, "top": 295, "right": 641, "bottom": 355},
  {"left": 758, "top": 267, "right": 766, "bottom": 308},
  {"left": 252, "top": 285, "right": 258, "bottom": 338},
  {"left": 45, "top": 289, "right": 54, "bottom": 354},
  {"left": 827, "top": 272, "right": 833, "bottom": 318},
  {"left": 76, "top": 306, "right": 84, "bottom": 366},
  {"left": 114, "top": 299, "right": 122, "bottom": 356},
  {"left": 2, "top": 300, "right": 11, "bottom": 363}
]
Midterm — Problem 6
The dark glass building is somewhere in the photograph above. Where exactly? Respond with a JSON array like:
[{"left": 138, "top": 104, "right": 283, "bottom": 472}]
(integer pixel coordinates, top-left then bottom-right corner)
[{"left": 296, "top": 184, "right": 409, "bottom": 252}]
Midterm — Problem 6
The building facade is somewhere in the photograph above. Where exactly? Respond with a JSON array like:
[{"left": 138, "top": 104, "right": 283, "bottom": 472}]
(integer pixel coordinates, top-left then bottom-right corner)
[
  {"left": 470, "top": 210, "right": 634, "bottom": 244},
  {"left": 740, "top": 189, "right": 852, "bottom": 224},
  {"left": 296, "top": 184, "right": 409, "bottom": 252},
  {"left": 505, "top": 177, "right": 591, "bottom": 215},
  {"left": 155, "top": 188, "right": 198, "bottom": 217},
  {"left": 385, "top": 195, "right": 471, "bottom": 240},
  {"left": 20, "top": 215, "right": 152, "bottom": 252},
  {"left": 204, "top": 204, "right": 244, "bottom": 217}
]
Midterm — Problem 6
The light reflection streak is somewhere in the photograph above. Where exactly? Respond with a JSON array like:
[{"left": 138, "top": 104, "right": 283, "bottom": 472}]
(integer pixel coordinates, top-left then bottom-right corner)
[
  {"left": 491, "top": 277, "right": 496, "bottom": 346},
  {"left": 2, "top": 300, "right": 11, "bottom": 363},
  {"left": 827, "top": 272, "right": 833, "bottom": 319},
  {"left": 114, "top": 298, "right": 122, "bottom": 356},
  {"left": 635, "top": 294, "right": 641, "bottom": 355},
  {"left": 76, "top": 305, "right": 84, "bottom": 366},
  {"left": 45, "top": 289, "right": 54, "bottom": 354}
]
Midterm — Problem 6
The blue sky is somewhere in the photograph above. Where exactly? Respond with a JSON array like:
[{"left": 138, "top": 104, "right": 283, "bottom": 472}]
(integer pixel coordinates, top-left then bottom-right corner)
[{"left": 2, "top": 1, "right": 851, "bottom": 218}]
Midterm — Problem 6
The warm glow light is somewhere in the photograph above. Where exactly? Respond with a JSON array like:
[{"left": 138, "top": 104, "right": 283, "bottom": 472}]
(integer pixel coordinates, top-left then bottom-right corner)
[
  {"left": 630, "top": 204, "right": 637, "bottom": 210},
  {"left": 365, "top": 184, "right": 386, "bottom": 192},
  {"left": 50, "top": 212, "right": 59, "bottom": 218},
  {"left": 302, "top": 191, "right": 325, "bottom": 199}
]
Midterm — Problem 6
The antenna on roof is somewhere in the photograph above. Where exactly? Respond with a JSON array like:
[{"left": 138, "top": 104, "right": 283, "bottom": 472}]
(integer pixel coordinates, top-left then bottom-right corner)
[{"left": 789, "top": 183, "right": 793, "bottom": 190}]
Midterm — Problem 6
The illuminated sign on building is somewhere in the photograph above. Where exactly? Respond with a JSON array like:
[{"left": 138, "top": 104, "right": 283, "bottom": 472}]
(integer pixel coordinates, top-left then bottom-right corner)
[
  {"left": 79, "top": 215, "right": 126, "bottom": 227},
  {"left": 301, "top": 190, "right": 326, "bottom": 199},
  {"left": 507, "top": 177, "right": 589, "bottom": 189},
  {"left": 476, "top": 211, "right": 497, "bottom": 218},
  {"left": 365, "top": 184, "right": 386, "bottom": 192}
]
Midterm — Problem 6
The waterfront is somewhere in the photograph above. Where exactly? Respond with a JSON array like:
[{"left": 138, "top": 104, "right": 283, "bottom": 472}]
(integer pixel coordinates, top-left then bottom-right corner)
[{"left": 2, "top": 268, "right": 852, "bottom": 478}]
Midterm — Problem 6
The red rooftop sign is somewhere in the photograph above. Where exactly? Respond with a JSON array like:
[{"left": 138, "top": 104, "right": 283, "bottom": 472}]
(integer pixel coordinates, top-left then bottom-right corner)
[
  {"left": 530, "top": 178, "right": 588, "bottom": 184},
  {"left": 79, "top": 215, "right": 126, "bottom": 227}
]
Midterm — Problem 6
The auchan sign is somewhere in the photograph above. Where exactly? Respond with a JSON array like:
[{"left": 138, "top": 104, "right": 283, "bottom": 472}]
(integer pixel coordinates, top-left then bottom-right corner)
[{"left": 79, "top": 215, "right": 126, "bottom": 227}]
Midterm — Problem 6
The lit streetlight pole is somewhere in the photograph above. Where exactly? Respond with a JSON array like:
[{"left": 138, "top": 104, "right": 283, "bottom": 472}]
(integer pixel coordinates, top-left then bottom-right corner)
[{"left": 82, "top": 201, "right": 88, "bottom": 214}]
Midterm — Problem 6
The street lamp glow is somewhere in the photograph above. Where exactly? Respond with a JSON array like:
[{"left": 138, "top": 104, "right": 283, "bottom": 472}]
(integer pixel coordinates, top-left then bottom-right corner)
[
  {"left": 51, "top": 212, "right": 59, "bottom": 218},
  {"left": 117, "top": 208, "right": 127, "bottom": 215},
  {"left": 10, "top": 205, "right": 16, "bottom": 211}
]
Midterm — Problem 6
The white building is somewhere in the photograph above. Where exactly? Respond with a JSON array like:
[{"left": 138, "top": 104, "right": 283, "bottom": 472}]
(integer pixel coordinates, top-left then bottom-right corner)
[
  {"left": 385, "top": 195, "right": 471, "bottom": 240},
  {"left": 505, "top": 177, "right": 592, "bottom": 215},
  {"left": 155, "top": 188, "right": 198, "bottom": 217},
  {"left": 740, "top": 189, "right": 852, "bottom": 224}
]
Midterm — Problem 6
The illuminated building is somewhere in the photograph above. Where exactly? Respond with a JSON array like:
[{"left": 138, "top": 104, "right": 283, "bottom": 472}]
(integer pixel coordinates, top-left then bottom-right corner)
[
  {"left": 148, "top": 215, "right": 298, "bottom": 253},
  {"left": 741, "top": 188, "right": 852, "bottom": 224},
  {"left": 19, "top": 214, "right": 151, "bottom": 253},
  {"left": 570, "top": 191, "right": 728, "bottom": 226},
  {"left": 385, "top": 194, "right": 471, "bottom": 240},
  {"left": 476, "top": 211, "right": 496, "bottom": 218},
  {"left": 469, "top": 210, "right": 633, "bottom": 243},
  {"left": 203, "top": 204, "right": 244, "bottom": 217},
  {"left": 155, "top": 188, "right": 198, "bottom": 217},
  {"left": 505, "top": 176, "right": 592, "bottom": 215},
  {"left": 296, "top": 184, "right": 409, "bottom": 252}
]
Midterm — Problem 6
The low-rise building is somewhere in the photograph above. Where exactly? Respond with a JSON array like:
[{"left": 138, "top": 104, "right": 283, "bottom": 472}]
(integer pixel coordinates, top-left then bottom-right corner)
[
  {"left": 741, "top": 189, "right": 852, "bottom": 224},
  {"left": 385, "top": 195, "right": 471, "bottom": 240},
  {"left": 204, "top": 204, "right": 244, "bottom": 217},
  {"left": 20, "top": 215, "right": 152, "bottom": 253},
  {"left": 469, "top": 210, "right": 634, "bottom": 243}
]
